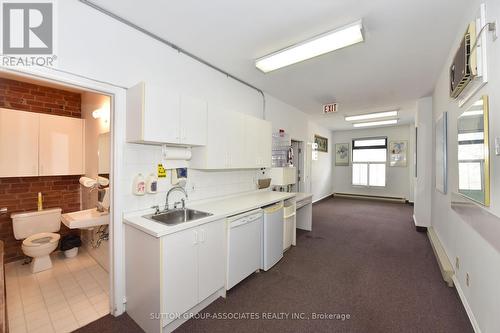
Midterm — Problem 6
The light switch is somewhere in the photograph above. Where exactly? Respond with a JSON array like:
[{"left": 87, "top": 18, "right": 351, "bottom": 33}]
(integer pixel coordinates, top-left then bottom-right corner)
[{"left": 495, "top": 137, "right": 500, "bottom": 156}]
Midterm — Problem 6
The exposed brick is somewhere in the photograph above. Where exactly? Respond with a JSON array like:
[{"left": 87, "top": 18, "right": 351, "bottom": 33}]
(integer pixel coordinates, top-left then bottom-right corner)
[
  {"left": 0, "top": 78, "right": 81, "bottom": 118},
  {"left": 0, "top": 78, "right": 82, "bottom": 263}
]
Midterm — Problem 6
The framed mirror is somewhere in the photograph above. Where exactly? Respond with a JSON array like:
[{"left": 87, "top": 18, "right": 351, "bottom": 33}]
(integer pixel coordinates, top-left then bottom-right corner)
[{"left": 457, "top": 95, "right": 490, "bottom": 206}]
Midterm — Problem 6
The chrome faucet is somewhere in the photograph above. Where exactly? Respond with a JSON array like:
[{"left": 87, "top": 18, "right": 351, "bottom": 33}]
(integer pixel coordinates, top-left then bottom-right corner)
[{"left": 165, "top": 186, "right": 188, "bottom": 211}]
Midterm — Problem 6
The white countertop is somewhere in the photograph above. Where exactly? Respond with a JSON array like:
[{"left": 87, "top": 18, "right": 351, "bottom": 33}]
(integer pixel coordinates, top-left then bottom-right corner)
[
  {"left": 294, "top": 192, "right": 313, "bottom": 202},
  {"left": 123, "top": 190, "right": 296, "bottom": 238}
]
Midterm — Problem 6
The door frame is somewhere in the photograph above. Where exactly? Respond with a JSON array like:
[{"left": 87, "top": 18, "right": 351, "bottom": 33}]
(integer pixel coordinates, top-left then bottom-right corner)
[{"left": 0, "top": 66, "right": 127, "bottom": 316}]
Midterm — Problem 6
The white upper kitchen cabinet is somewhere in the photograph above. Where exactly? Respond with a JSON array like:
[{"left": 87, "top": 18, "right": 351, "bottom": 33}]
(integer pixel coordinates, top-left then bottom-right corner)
[
  {"left": 245, "top": 116, "right": 272, "bottom": 168},
  {"left": 180, "top": 94, "right": 207, "bottom": 146},
  {"left": 126, "top": 82, "right": 207, "bottom": 146},
  {"left": 0, "top": 108, "right": 39, "bottom": 177},
  {"left": 39, "top": 114, "right": 84, "bottom": 176},
  {"left": 191, "top": 108, "right": 271, "bottom": 169}
]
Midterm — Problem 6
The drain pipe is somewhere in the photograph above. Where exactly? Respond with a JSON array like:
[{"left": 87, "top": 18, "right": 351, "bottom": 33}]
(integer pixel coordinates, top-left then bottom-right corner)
[{"left": 78, "top": 0, "right": 266, "bottom": 120}]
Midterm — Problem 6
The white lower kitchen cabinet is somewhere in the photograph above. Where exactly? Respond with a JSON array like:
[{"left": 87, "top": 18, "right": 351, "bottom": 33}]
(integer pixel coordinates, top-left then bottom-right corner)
[{"left": 125, "top": 219, "right": 226, "bottom": 333}]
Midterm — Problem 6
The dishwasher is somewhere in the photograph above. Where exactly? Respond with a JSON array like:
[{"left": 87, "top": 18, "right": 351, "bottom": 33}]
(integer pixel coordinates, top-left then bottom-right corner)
[
  {"left": 262, "top": 202, "right": 284, "bottom": 271},
  {"left": 226, "top": 209, "right": 263, "bottom": 290}
]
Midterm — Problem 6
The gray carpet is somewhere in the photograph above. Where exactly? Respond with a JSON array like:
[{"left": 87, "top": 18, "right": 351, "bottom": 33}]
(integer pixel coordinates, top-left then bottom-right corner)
[{"left": 77, "top": 197, "right": 473, "bottom": 333}]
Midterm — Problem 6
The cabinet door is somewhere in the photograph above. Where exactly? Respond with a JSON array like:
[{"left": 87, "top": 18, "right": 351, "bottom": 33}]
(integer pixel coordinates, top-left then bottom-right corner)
[
  {"left": 243, "top": 116, "right": 272, "bottom": 168},
  {"left": 226, "top": 111, "right": 245, "bottom": 168},
  {"left": 144, "top": 84, "right": 181, "bottom": 144},
  {"left": 180, "top": 94, "right": 207, "bottom": 146},
  {"left": 198, "top": 220, "right": 226, "bottom": 301},
  {"left": 259, "top": 119, "right": 272, "bottom": 168},
  {"left": 39, "top": 114, "right": 84, "bottom": 176},
  {"left": 244, "top": 116, "right": 259, "bottom": 168},
  {"left": 162, "top": 228, "right": 198, "bottom": 325},
  {"left": 204, "top": 107, "right": 230, "bottom": 169},
  {"left": 0, "top": 109, "right": 39, "bottom": 177}
]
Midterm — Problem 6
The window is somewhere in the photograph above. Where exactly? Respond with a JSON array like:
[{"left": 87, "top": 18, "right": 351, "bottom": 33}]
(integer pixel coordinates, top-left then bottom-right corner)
[
  {"left": 352, "top": 137, "right": 387, "bottom": 187},
  {"left": 458, "top": 131, "right": 484, "bottom": 191}
]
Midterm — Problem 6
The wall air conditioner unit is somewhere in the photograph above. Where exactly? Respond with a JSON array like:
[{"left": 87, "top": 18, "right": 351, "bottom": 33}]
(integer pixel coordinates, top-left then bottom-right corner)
[{"left": 450, "top": 23, "right": 477, "bottom": 99}]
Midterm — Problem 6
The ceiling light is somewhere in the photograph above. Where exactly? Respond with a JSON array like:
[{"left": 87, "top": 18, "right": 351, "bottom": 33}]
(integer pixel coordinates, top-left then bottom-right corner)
[
  {"left": 255, "top": 20, "right": 364, "bottom": 73},
  {"left": 345, "top": 110, "right": 398, "bottom": 122},
  {"left": 353, "top": 119, "right": 398, "bottom": 128}
]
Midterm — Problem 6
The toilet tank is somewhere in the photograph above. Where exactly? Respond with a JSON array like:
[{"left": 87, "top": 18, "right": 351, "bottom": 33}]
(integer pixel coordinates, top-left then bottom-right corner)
[{"left": 11, "top": 208, "right": 62, "bottom": 240}]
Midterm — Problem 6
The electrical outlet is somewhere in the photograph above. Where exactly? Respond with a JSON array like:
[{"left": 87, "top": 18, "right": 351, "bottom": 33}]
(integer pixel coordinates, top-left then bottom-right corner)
[
  {"left": 495, "top": 137, "right": 500, "bottom": 156},
  {"left": 455, "top": 257, "right": 460, "bottom": 270},
  {"left": 466, "top": 273, "right": 470, "bottom": 287}
]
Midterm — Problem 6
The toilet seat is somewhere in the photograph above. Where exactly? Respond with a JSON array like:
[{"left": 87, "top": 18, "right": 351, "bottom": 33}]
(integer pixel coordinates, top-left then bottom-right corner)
[{"left": 22, "top": 232, "right": 60, "bottom": 248}]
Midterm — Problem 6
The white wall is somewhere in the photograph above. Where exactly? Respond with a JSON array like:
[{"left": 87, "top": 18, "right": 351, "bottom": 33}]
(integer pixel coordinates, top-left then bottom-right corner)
[
  {"left": 331, "top": 125, "right": 413, "bottom": 199},
  {"left": 309, "top": 122, "right": 333, "bottom": 201},
  {"left": 265, "top": 94, "right": 334, "bottom": 200},
  {"left": 414, "top": 97, "right": 433, "bottom": 226},
  {"left": 3, "top": 0, "right": 337, "bottom": 315},
  {"left": 81, "top": 92, "right": 112, "bottom": 272},
  {"left": 46, "top": 0, "right": 333, "bottom": 213},
  {"left": 431, "top": 1, "right": 500, "bottom": 332}
]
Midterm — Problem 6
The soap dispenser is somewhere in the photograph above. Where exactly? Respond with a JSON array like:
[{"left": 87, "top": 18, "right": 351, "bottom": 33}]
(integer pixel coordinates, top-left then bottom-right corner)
[
  {"left": 146, "top": 173, "right": 158, "bottom": 194},
  {"left": 132, "top": 173, "right": 146, "bottom": 196}
]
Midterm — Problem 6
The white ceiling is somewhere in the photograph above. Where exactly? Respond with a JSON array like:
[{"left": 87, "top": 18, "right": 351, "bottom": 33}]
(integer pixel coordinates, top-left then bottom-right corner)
[{"left": 90, "top": 0, "right": 469, "bottom": 130}]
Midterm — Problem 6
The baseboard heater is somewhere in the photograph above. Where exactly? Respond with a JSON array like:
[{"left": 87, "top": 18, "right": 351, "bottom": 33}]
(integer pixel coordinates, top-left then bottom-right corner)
[
  {"left": 427, "top": 227, "right": 454, "bottom": 287},
  {"left": 333, "top": 193, "right": 406, "bottom": 203}
]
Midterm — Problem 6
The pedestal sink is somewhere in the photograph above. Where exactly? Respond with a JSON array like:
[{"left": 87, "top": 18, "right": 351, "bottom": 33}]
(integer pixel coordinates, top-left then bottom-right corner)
[{"left": 61, "top": 208, "right": 109, "bottom": 230}]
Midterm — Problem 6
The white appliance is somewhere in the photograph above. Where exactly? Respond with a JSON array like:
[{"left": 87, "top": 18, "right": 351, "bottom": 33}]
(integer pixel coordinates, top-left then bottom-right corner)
[
  {"left": 227, "top": 209, "right": 263, "bottom": 290},
  {"left": 262, "top": 202, "right": 284, "bottom": 271},
  {"left": 283, "top": 198, "right": 296, "bottom": 251},
  {"left": 296, "top": 194, "right": 313, "bottom": 231}
]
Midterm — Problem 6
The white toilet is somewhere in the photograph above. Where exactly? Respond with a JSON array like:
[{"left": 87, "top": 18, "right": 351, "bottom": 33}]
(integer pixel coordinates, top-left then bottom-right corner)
[{"left": 11, "top": 208, "right": 62, "bottom": 273}]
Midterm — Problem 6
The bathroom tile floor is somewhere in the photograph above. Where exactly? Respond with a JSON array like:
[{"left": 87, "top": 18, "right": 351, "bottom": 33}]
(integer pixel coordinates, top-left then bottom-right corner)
[{"left": 5, "top": 249, "right": 110, "bottom": 333}]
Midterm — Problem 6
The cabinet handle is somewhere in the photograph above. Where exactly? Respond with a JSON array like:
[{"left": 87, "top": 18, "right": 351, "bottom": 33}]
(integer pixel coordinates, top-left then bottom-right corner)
[
  {"left": 200, "top": 229, "right": 205, "bottom": 243},
  {"left": 193, "top": 230, "right": 198, "bottom": 245}
]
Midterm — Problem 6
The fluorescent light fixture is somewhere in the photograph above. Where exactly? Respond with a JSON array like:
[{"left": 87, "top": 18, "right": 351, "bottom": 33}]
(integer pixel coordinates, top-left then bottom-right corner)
[
  {"left": 255, "top": 20, "right": 364, "bottom": 73},
  {"left": 345, "top": 110, "right": 398, "bottom": 122},
  {"left": 353, "top": 119, "right": 398, "bottom": 128}
]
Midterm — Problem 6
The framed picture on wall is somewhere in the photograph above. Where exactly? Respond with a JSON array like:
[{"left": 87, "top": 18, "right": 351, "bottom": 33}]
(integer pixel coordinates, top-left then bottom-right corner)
[
  {"left": 335, "top": 143, "right": 349, "bottom": 166},
  {"left": 314, "top": 134, "right": 328, "bottom": 152},
  {"left": 435, "top": 112, "right": 447, "bottom": 193},
  {"left": 389, "top": 141, "right": 408, "bottom": 167}
]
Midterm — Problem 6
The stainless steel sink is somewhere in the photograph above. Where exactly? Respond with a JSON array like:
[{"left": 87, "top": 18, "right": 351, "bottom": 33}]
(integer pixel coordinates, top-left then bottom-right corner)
[{"left": 143, "top": 208, "right": 213, "bottom": 226}]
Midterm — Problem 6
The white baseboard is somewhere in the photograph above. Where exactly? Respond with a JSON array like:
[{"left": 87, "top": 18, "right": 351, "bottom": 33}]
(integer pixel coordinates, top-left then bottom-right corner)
[
  {"left": 427, "top": 227, "right": 454, "bottom": 287},
  {"left": 452, "top": 275, "right": 481, "bottom": 333},
  {"left": 333, "top": 192, "right": 406, "bottom": 203},
  {"left": 412, "top": 214, "right": 417, "bottom": 226}
]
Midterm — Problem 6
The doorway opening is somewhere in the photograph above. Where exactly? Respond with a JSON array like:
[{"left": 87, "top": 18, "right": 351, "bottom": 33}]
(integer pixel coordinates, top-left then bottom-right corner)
[{"left": 0, "top": 71, "right": 114, "bottom": 331}]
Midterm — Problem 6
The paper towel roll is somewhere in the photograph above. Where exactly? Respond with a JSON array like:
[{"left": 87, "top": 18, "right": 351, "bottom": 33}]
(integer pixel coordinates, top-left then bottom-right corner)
[
  {"left": 162, "top": 147, "right": 192, "bottom": 160},
  {"left": 79, "top": 176, "right": 97, "bottom": 188}
]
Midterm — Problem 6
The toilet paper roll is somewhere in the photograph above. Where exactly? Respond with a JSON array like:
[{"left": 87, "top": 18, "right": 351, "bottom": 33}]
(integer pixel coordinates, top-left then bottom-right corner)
[
  {"left": 162, "top": 147, "right": 192, "bottom": 160},
  {"left": 79, "top": 176, "right": 97, "bottom": 188}
]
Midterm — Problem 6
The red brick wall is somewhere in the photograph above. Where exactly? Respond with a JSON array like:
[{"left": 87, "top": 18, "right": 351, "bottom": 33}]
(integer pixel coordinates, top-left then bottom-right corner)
[
  {"left": 0, "top": 77, "right": 81, "bottom": 117},
  {"left": 0, "top": 177, "right": 82, "bottom": 263},
  {"left": 0, "top": 78, "right": 82, "bottom": 263}
]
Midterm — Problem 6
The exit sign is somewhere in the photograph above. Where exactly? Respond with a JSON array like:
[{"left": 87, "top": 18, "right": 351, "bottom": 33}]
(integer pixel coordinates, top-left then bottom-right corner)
[{"left": 323, "top": 103, "right": 338, "bottom": 114}]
